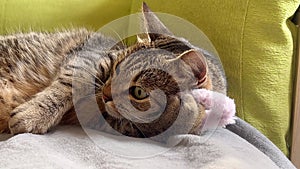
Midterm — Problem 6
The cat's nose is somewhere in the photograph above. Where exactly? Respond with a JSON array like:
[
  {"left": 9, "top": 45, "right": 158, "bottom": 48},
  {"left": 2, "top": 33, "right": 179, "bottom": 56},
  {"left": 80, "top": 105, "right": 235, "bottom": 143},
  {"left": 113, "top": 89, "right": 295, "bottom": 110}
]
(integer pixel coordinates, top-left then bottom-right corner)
[
  {"left": 102, "top": 94, "right": 112, "bottom": 103},
  {"left": 102, "top": 83, "right": 112, "bottom": 103}
]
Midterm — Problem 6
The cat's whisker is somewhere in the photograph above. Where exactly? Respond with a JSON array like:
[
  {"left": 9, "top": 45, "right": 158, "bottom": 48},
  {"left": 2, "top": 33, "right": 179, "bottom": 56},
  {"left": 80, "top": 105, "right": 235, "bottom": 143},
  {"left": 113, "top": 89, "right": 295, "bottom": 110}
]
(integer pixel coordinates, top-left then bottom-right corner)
[
  {"left": 78, "top": 92, "right": 102, "bottom": 100},
  {"left": 129, "top": 113, "right": 149, "bottom": 123},
  {"left": 71, "top": 77, "right": 102, "bottom": 88},
  {"left": 108, "top": 27, "right": 126, "bottom": 48},
  {"left": 131, "top": 122, "right": 147, "bottom": 138},
  {"left": 67, "top": 60, "right": 105, "bottom": 86},
  {"left": 119, "top": 119, "right": 124, "bottom": 132},
  {"left": 129, "top": 122, "right": 134, "bottom": 134},
  {"left": 74, "top": 66, "right": 105, "bottom": 86},
  {"left": 77, "top": 93, "right": 95, "bottom": 100}
]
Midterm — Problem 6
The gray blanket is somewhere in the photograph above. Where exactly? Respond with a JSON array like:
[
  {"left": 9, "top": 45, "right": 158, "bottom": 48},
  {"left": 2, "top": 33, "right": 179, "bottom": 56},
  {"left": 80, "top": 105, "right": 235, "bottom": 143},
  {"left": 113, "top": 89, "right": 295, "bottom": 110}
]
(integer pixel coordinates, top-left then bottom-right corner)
[
  {"left": 0, "top": 120, "right": 295, "bottom": 169},
  {"left": 227, "top": 118, "right": 296, "bottom": 169}
]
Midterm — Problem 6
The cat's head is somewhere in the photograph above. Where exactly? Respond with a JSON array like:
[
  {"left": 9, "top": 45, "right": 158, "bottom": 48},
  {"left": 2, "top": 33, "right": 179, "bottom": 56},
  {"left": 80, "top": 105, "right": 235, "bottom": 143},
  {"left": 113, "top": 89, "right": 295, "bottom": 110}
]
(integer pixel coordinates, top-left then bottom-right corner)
[{"left": 100, "top": 3, "right": 212, "bottom": 138}]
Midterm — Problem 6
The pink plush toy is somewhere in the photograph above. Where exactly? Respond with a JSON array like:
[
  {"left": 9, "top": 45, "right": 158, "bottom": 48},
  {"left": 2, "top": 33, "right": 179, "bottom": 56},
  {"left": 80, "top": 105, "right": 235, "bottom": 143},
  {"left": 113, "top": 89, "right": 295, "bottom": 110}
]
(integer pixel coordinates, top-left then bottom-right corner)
[{"left": 191, "top": 89, "right": 237, "bottom": 129}]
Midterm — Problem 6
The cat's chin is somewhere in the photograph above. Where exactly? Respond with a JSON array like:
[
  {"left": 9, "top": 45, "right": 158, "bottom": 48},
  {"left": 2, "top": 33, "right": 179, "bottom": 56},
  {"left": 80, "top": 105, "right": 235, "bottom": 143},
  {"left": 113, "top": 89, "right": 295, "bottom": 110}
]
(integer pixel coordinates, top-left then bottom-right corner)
[{"left": 104, "top": 102, "right": 123, "bottom": 119}]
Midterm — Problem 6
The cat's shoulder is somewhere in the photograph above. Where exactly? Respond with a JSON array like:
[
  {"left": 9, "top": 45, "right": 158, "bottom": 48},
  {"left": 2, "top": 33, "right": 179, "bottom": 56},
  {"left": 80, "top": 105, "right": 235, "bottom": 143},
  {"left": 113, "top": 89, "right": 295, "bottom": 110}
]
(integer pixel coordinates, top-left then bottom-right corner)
[{"left": 0, "top": 28, "right": 92, "bottom": 44}]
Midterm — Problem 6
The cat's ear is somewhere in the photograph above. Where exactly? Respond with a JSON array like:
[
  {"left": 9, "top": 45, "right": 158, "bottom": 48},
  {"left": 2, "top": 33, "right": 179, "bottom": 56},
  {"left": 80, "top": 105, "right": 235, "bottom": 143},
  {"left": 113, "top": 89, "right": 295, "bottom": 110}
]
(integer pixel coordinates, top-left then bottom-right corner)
[
  {"left": 179, "top": 50, "right": 208, "bottom": 87},
  {"left": 137, "top": 2, "right": 173, "bottom": 43}
]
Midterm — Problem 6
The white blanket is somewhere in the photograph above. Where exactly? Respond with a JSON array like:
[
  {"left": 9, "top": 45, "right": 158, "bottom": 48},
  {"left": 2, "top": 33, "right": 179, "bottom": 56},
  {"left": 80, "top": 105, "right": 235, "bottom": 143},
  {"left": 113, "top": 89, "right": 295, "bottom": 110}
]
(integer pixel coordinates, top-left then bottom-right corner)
[{"left": 0, "top": 126, "right": 279, "bottom": 169}]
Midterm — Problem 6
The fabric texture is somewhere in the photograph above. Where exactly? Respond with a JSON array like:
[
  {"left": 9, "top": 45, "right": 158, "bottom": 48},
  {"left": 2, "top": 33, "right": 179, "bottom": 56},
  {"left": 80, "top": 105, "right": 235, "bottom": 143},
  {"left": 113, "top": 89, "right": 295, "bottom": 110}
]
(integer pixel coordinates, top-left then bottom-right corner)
[
  {"left": 0, "top": 0, "right": 132, "bottom": 34},
  {"left": 0, "top": 0, "right": 298, "bottom": 155},
  {"left": 227, "top": 118, "right": 296, "bottom": 169},
  {"left": 0, "top": 126, "right": 285, "bottom": 169},
  {"left": 131, "top": 0, "right": 299, "bottom": 155}
]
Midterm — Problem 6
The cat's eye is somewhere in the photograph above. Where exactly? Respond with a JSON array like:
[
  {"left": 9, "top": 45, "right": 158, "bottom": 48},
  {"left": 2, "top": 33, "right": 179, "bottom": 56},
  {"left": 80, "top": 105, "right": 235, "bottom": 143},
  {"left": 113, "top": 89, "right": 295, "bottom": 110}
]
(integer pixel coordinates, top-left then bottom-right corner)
[{"left": 129, "top": 86, "right": 149, "bottom": 100}]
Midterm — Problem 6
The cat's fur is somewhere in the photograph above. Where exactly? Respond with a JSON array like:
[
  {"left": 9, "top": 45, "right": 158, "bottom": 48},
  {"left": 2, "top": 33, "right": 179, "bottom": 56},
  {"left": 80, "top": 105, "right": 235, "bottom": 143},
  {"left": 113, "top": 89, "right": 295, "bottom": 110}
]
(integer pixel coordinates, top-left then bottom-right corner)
[{"left": 0, "top": 3, "right": 226, "bottom": 138}]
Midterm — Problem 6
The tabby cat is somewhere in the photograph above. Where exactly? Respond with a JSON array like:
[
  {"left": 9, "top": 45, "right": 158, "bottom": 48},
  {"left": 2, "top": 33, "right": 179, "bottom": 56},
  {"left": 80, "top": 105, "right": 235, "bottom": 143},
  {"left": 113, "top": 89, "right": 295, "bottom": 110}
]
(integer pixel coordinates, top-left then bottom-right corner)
[{"left": 0, "top": 3, "right": 226, "bottom": 138}]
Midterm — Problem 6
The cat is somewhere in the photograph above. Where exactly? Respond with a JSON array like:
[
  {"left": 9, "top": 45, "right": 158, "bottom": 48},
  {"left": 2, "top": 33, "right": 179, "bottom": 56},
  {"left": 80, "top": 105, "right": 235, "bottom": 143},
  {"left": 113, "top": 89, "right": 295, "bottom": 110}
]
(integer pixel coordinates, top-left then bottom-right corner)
[{"left": 0, "top": 3, "right": 226, "bottom": 138}]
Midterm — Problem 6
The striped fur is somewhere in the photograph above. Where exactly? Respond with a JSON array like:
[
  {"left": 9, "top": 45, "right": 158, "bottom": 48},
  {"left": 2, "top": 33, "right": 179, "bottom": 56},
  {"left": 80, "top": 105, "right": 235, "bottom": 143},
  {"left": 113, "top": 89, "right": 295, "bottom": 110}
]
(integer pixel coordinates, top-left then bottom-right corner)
[
  {"left": 0, "top": 3, "right": 226, "bottom": 137},
  {"left": 0, "top": 30, "right": 118, "bottom": 134}
]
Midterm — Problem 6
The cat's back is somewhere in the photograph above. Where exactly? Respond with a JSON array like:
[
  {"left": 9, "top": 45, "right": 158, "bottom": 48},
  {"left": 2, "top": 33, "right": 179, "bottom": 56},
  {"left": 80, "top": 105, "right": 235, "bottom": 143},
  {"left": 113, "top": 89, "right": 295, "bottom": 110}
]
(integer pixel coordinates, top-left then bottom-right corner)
[
  {"left": 0, "top": 29, "right": 91, "bottom": 129},
  {"left": 0, "top": 29, "right": 91, "bottom": 92}
]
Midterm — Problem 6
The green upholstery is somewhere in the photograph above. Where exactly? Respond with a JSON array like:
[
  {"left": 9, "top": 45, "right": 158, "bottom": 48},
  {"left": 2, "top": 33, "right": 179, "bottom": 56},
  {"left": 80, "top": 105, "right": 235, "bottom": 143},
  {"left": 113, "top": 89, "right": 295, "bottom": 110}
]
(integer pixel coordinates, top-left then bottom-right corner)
[
  {"left": 0, "top": 0, "right": 298, "bottom": 155},
  {"left": 0, "top": 0, "right": 132, "bottom": 33},
  {"left": 131, "top": 0, "right": 299, "bottom": 156}
]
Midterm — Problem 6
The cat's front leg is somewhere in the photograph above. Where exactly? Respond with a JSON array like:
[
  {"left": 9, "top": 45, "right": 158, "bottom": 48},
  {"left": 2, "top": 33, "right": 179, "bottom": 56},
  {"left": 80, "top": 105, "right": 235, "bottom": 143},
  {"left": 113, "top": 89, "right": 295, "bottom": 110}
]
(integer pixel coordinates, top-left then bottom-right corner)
[{"left": 8, "top": 81, "right": 73, "bottom": 134}]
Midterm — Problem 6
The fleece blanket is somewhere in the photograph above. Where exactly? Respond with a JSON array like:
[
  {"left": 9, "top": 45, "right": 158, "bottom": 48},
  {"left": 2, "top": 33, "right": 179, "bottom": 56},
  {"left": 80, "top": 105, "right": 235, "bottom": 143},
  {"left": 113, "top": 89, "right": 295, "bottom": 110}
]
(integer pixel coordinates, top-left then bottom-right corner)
[
  {"left": 0, "top": 123, "right": 295, "bottom": 169},
  {"left": 0, "top": 89, "right": 295, "bottom": 169}
]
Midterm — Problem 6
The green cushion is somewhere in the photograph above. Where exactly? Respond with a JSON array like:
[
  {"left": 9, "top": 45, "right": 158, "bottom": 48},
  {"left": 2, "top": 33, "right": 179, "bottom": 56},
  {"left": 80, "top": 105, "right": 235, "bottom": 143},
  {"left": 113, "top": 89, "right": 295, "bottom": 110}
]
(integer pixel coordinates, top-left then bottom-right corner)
[
  {"left": 131, "top": 0, "right": 299, "bottom": 155},
  {"left": 0, "top": 0, "right": 132, "bottom": 34},
  {"left": 0, "top": 0, "right": 298, "bottom": 156}
]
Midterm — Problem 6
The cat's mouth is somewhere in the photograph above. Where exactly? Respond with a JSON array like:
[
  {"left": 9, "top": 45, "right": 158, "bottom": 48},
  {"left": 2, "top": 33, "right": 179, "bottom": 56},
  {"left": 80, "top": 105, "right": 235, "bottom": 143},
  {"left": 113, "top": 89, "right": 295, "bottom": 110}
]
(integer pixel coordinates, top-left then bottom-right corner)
[{"left": 104, "top": 101, "right": 123, "bottom": 119}]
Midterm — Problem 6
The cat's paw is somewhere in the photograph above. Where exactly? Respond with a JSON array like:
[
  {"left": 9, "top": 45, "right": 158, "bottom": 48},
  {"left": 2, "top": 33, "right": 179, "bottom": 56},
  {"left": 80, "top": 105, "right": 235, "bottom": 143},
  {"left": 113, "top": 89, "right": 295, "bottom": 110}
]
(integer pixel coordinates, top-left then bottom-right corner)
[{"left": 8, "top": 106, "right": 50, "bottom": 134}]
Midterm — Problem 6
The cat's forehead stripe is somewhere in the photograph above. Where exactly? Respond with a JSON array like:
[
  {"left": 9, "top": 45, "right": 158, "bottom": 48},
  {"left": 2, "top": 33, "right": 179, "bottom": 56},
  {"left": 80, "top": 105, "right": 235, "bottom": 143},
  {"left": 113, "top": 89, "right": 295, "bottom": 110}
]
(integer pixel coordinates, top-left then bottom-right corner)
[
  {"left": 154, "top": 37, "right": 191, "bottom": 54},
  {"left": 112, "top": 35, "right": 192, "bottom": 76}
]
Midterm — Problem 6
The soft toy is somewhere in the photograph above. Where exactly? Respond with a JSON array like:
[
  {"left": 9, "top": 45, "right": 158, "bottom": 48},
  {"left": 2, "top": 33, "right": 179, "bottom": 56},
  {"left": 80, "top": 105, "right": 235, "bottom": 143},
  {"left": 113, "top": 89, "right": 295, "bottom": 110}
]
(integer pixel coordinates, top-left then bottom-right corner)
[{"left": 192, "top": 89, "right": 237, "bottom": 129}]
